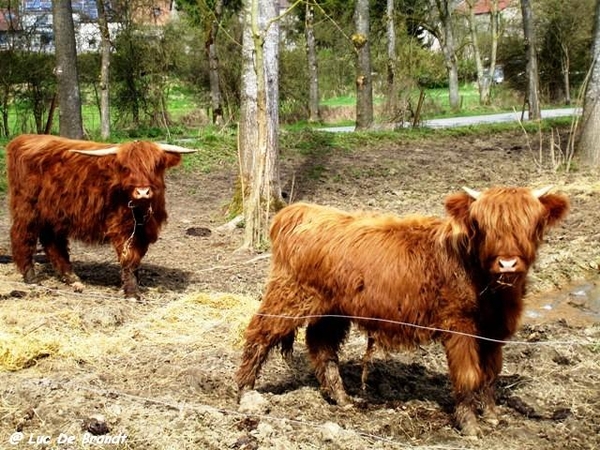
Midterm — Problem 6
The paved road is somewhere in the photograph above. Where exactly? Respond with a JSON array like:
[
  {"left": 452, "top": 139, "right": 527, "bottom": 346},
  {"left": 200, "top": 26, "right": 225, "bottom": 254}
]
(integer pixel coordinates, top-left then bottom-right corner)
[{"left": 318, "top": 107, "right": 580, "bottom": 133}]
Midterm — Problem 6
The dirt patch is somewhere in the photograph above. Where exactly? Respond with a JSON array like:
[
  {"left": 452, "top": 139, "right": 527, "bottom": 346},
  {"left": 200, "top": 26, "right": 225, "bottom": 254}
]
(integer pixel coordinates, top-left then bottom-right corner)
[{"left": 0, "top": 129, "right": 599, "bottom": 450}]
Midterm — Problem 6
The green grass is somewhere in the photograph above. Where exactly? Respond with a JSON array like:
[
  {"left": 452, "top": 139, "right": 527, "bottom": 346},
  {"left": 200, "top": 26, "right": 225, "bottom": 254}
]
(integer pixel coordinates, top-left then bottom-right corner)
[{"left": 173, "top": 127, "right": 237, "bottom": 174}]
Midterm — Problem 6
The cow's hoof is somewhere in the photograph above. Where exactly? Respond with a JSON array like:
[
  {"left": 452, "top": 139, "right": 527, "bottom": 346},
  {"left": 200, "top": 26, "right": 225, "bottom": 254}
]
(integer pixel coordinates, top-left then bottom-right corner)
[
  {"left": 125, "top": 293, "right": 145, "bottom": 303},
  {"left": 23, "top": 268, "right": 36, "bottom": 284},
  {"left": 71, "top": 281, "right": 85, "bottom": 293},
  {"left": 331, "top": 391, "right": 353, "bottom": 408}
]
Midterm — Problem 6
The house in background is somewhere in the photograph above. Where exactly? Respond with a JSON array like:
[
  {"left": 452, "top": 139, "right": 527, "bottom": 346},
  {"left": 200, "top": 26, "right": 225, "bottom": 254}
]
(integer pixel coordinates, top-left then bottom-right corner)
[
  {"left": 0, "top": 8, "right": 21, "bottom": 50},
  {"left": 2, "top": 0, "right": 176, "bottom": 53},
  {"left": 455, "top": 0, "right": 521, "bottom": 34}
]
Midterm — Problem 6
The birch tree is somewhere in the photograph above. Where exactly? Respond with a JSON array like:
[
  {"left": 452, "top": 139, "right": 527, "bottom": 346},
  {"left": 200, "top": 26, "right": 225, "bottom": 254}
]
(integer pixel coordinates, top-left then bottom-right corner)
[
  {"left": 427, "top": 0, "right": 460, "bottom": 111},
  {"left": 97, "top": 0, "right": 111, "bottom": 139},
  {"left": 578, "top": 0, "right": 600, "bottom": 165},
  {"left": 520, "top": 0, "right": 541, "bottom": 120},
  {"left": 52, "top": 0, "right": 84, "bottom": 138},
  {"left": 354, "top": 0, "right": 374, "bottom": 130},
  {"left": 238, "top": 0, "right": 284, "bottom": 249},
  {"left": 305, "top": 1, "right": 320, "bottom": 122},
  {"left": 384, "top": 0, "right": 399, "bottom": 119},
  {"left": 464, "top": 0, "right": 499, "bottom": 105}
]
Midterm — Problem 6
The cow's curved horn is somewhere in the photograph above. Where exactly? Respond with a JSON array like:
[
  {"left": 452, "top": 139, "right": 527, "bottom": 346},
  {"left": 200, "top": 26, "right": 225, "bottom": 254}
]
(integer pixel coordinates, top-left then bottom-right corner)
[
  {"left": 532, "top": 185, "right": 553, "bottom": 198},
  {"left": 462, "top": 186, "right": 481, "bottom": 199},
  {"left": 70, "top": 147, "right": 119, "bottom": 156},
  {"left": 158, "top": 143, "right": 197, "bottom": 153}
]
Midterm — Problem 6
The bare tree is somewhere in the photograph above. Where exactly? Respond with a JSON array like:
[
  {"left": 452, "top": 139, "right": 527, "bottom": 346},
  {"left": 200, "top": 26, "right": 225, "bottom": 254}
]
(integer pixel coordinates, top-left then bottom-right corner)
[
  {"left": 578, "top": 0, "right": 600, "bottom": 165},
  {"left": 52, "top": 0, "right": 84, "bottom": 138},
  {"left": 464, "top": 0, "right": 499, "bottom": 105},
  {"left": 207, "top": 0, "right": 225, "bottom": 125},
  {"left": 384, "top": 0, "right": 399, "bottom": 119},
  {"left": 428, "top": 0, "right": 460, "bottom": 111},
  {"left": 520, "top": 0, "right": 541, "bottom": 120},
  {"left": 305, "top": 1, "right": 320, "bottom": 122},
  {"left": 97, "top": 0, "right": 111, "bottom": 139},
  {"left": 238, "top": 0, "right": 284, "bottom": 249},
  {"left": 353, "top": 0, "right": 374, "bottom": 130}
]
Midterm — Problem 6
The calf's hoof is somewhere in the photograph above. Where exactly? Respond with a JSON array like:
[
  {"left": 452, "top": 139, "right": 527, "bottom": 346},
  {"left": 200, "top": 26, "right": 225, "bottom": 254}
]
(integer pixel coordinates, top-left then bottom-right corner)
[
  {"left": 482, "top": 409, "right": 500, "bottom": 427},
  {"left": 455, "top": 405, "right": 480, "bottom": 438}
]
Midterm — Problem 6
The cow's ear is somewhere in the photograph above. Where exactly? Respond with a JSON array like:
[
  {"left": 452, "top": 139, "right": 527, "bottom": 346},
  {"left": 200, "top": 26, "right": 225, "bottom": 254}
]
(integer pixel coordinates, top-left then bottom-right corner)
[
  {"left": 539, "top": 193, "right": 570, "bottom": 228},
  {"left": 445, "top": 192, "right": 475, "bottom": 225},
  {"left": 163, "top": 152, "right": 183, "bottom": 169}
]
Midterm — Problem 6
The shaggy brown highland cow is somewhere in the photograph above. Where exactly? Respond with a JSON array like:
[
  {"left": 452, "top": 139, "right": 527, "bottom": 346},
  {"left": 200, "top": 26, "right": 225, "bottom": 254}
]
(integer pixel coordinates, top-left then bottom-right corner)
[
  {"left": 236, "top": 187, "right": 569, "bottom": 436},
  {"left": 7, "top": 134, "right": 195, "bottom": 299}
]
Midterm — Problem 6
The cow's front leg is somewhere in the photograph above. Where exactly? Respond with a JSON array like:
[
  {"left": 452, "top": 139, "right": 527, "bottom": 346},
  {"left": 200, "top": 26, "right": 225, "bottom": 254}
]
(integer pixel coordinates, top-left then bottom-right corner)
[
  {"left": 479, "top": 342, "right": 504, "bottom": 426},
  {"left": 114, "top": 238, "right": 147, "bottom": 300},
  {"left": 121, "top": 266, "right": 140, "bottom": 300},
  {"left": 444, "top": 334, "right": 484, "bottom": 437}
]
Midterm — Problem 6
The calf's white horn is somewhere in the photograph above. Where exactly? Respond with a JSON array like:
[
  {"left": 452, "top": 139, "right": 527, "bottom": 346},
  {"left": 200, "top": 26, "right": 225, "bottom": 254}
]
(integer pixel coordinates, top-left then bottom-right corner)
[
  {"left": 462, "top": 186, "right": 481, "bottom": 199},
  {"left": 532, "top": 185, "right": 553, "bottom": 198},
  {"left": 158, "top": 143, "right": 197, "bottom": 153},
  {"left": 70, "top": 147, "right": 119, "bottom": 156}
]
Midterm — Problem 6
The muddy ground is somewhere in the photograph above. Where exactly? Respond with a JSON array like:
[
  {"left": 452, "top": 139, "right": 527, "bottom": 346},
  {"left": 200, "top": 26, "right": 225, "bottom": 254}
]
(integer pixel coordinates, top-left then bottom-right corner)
[{"left": 0, "top": 128, "right": 599, "bottom": 450}]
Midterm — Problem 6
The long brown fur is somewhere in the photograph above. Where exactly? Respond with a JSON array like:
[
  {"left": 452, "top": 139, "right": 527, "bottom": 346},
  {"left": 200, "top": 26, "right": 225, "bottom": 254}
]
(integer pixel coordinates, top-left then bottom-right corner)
[
  {"left": 236, "top": 187, "right": 569, "bottom": 436},
  {"left": 7, "top": 134, "right": 184, "bottom": 298}
]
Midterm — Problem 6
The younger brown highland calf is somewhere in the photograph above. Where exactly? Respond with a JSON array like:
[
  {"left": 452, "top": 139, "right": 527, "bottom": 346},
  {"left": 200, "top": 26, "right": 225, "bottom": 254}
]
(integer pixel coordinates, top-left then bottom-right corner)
[{"left": 236, "top": 187, "right": 569, "bottom": 436}]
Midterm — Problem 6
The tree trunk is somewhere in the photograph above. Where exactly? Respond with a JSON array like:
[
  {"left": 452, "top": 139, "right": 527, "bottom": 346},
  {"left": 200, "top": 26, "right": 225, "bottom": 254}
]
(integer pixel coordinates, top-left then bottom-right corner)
[
  {"left": 305, "top": 2, "right": 320, "bottom": 123},
  {"left": 1, "top": 83, "right": 9, "bottom": 137},
  {"left": 578, "top": 0, "right": 600, "bottom": 165},
  {"left": 52, "top": 0, "right": 84, "bottom": 139},
  {"left": 97, "top": 0, "right": 111, "bottom": 139},
  {"left": 384, "top": 0, "right": 399, "bottom": 119},
  {"left": 239, "top": 0, "right": 283, "bottom": 250},
  {"left": 467, "top": 0, "right": 486, "bottom": 102},
  {"left": 207, "top": 0, "right": 224, "bottom": 125},
  {"left": 431, "top": 0, "right": 460, "bottom": 111},
  {"left": 487, "top": 0, "right": 499, "bottom": 103},
  {"left": 560, "top": 43, "right": 571, "bottom": 106},
  {"left": 466, "top": 0, "right": 498, "bottom": 105},
  {"left": 354, "top": 0, "right": 374, "bottom": 130},
  {"left": 521, "top": 0, "right": 541, "bottom": 120}
]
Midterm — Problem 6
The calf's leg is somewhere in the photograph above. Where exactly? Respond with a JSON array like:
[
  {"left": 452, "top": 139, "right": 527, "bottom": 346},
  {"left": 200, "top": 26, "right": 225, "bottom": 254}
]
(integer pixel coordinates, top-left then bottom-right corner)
[
  {"left": 479, "top": 342, "right": 504, "bottom": 425},
  {"left": 361, "top": 335, "right": 376, "bottom": 391},
  {"left": 305, "top": 316, "right": 351, "bottom": 405},
  {"left": 444, "top": 333, "right": 483, "bottom": 437},
  {"left": 236, "top": 281, "right": 307, "bottom": 397}
]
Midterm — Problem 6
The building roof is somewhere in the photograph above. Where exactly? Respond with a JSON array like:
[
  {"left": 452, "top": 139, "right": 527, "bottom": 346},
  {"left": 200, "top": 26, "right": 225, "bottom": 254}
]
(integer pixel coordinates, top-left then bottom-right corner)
[
  {"left": 456, "top": 0, "right": 515, "bottom": 15},
  {"left": 0, "top": 9, "right": 20, "bottom": 31}
]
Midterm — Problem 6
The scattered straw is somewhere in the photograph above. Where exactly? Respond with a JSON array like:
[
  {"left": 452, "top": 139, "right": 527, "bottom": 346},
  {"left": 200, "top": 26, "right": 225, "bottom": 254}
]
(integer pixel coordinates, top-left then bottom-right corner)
[{"left": 0, "top": 290, "right": 260, "bottom": 372}]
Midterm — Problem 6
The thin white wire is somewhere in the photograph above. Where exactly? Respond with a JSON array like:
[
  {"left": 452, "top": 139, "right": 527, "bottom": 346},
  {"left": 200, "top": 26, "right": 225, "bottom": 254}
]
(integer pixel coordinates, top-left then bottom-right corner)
[
  {"left": 0, "top": 279, "right": 596, "bottom": 348},
  {"left": 253, "top": 313, "right": 590, "bottom": 347}
]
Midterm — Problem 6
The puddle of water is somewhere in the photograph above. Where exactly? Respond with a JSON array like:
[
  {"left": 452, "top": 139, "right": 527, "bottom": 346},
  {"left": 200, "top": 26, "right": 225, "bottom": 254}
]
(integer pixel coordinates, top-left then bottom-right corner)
[{"left": 524, "top": 279, "right": 600, "bottom": 326}]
